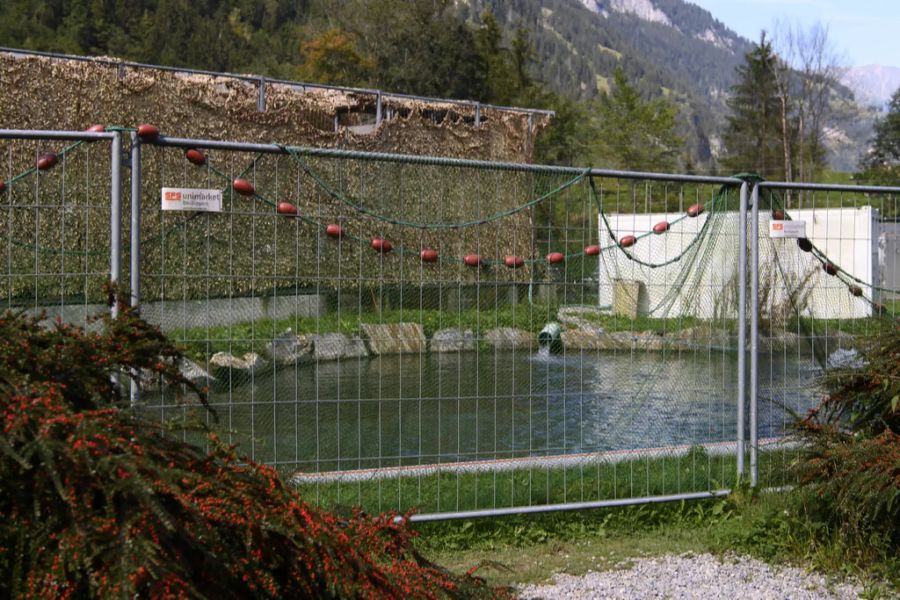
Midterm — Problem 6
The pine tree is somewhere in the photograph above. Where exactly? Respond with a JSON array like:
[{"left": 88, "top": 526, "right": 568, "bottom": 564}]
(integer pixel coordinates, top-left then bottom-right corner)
[
  {"left": 590, "top": 67, "right": 682, "bottom": 172},
  {"left": 721, "top": 33, "right": 786, "bottom": 179},
  {"left": 860, "top": 87, "right": 900, "bottom": 187}
]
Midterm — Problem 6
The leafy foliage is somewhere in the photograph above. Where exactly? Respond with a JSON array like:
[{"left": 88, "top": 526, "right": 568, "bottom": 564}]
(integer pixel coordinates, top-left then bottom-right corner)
[
  {"left": 792, "top": 324, "right": 900, "bottom": 555},
  {"left": 591, "top": 67, "right": 682, "bottom": 171},
  {"left": 721, "top": 34, "right": 788, "bottom": 180},
  {"left": 859, "top": 87, "right": 900, "bottom": 188},
  {"left": 0, "top": 298, "right": 504, "bottom": 599}
]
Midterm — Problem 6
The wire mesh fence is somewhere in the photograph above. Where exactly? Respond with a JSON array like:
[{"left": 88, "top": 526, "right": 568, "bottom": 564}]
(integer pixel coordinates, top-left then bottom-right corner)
[
  {"left": 750, "top": 182, "right": 899, "bottom": 488},
  {"left": 2, "top": 127, "right": 898, "bottom": 520},
  {"left": 0, "top": 130, "right": 120, "bottom": 325}
]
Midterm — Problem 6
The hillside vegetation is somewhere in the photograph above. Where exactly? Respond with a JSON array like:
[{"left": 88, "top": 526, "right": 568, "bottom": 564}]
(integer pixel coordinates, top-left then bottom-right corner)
[{"left": 0, "top": 0, "right": 886, "bottom": 175}]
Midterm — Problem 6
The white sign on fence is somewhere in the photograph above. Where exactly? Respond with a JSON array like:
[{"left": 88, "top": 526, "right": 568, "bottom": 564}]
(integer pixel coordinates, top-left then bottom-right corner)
[
  {"left": 161, "top": 187, "right": 222, "bottom": 212},
  {"left": 769, "top": 220, "right": 806, "bottom": 238}
]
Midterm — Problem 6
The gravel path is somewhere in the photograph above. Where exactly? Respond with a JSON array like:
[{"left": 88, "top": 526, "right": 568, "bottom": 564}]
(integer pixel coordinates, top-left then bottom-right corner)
[{"left": 518, "top": 553, "right": 862, "bottom": 599}]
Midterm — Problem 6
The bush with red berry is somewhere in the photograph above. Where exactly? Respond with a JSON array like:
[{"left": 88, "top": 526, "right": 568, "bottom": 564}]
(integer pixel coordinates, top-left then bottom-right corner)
[{"left": 0, "top": 296, "right": 504, "bottom": 599}]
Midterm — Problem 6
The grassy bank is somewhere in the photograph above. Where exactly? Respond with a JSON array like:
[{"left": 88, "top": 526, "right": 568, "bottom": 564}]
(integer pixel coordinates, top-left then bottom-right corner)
[
  {"left": 291, "top": 447, "right": 797, "bottom": 517},
  {"left": 168, "top": 303, "right": 719, "bottom": 361},
  {"left": 410, "top": 490, "right": 899, "bottom": 596}
]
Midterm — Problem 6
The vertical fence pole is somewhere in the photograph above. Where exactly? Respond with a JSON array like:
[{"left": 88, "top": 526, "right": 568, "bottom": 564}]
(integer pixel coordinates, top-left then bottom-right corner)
[
  {"left": 110, "top": 131, "right": 123, "bottom": 317},
  {"left": 257, "top": 76, "right": 266, "bottom": 112},
  {"left": 129, "top": 133, "right": 142, "bottom": 407},
  {"left": 375, "top": 92, "right": 383, "bottom": 126},
  {"left": 737, "top": 182, "right": 748, "bottom": 479},
  {"left": 749, "top": 183, "right": 760, "bottom": 487}
]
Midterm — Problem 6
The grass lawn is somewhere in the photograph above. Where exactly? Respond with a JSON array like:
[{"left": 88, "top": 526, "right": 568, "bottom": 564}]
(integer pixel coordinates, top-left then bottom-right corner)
[
  {"left": 291, "top": 447, "right": 797, "bottom": 518},
  {"left": 411, "top": 490, "right": 899, "bottom": 596}
]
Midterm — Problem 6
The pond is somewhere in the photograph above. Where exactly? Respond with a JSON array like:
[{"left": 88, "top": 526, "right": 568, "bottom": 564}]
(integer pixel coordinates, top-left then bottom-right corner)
[{"left": 143, "top": 348, "right": 821, "bottom": 473}]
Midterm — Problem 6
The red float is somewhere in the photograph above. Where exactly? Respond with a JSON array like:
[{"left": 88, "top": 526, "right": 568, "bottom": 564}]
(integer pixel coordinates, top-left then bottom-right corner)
[
  {"left": 371, "top": 238, "right": 393, "bottom": 253},
  {"left": 36, "top": 152, "right": 58, "bottom": 171},
  {"left": 232, "top": 178, "right": 255, "bottom": 196},
  {"left": 652, "top": 221, "right": 670, "bottom": 234},
  {"left": 504, "top": 255, "right": 524, "bottom": 268},
  {"left": 0, "top": 181, "right": 5, "bottom": 194},
  {"left": 325, "top": 224, "right": 344, "bottom": 239},
  {"left": 185, "top": 148, "right": 206, "bottom": 166},
  {"left": 687, "top": 203, "right": 704, "bottom": 217},
  {"left": 772, "top": 209, "right": 785, "bottom": 220},
  {"left": 420, "top": 249, "right": 438, "bottom": 262},
  {"left": 464, "top": 254, "right": 482, "bottom": 267},
  {"left": 584, "top": 245, "right": 600, "bottom": 256},
  {"left": 797, "top": 238, "right": 813, "bottom": 252},
  {"left": 618, "top": 235, "right": 637, "bottom": 248},
  {"left": 823, "top": 262, "right": 838, "bottom": 276},
  {"left": 546, "top": 252, "right": 564, "bottom": 264},
  {"left": 136, "top": 124, "right": 160, "bottom": 140},
  {"left": 85, "top": 124, "right": 106, "bottom": 133},
  {"left": 849, "top": 285, "right": 863, "bottom": 297},
  {"left": 276, "top": 202, "right": 298, "bottom": 217}
]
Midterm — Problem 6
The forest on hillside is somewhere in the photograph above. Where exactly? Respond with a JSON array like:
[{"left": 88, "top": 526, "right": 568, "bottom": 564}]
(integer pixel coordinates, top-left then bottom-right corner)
[{"left": 0, "top": 0, "right": 895, "bottom": 180}]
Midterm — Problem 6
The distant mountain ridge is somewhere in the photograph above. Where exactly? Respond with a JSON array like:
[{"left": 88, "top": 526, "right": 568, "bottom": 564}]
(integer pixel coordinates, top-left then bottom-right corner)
[
  {"left": 458, "top": 0, "right": 756, "bottom": 163},
  {"left": 843, "top": 65, "right": 900, "bottom": 110},
  {"left": 457, "top": 0, "right": 874, "bottom": 171}
]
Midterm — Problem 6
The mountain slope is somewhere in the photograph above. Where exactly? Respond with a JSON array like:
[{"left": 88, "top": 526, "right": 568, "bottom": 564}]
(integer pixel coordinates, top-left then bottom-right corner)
[
  {"left": 457, "top": 0, "right": 755, "bottom": 163},
  {"left": 459, "top": 0, "right": 872, "bottom": 171},
  {"left": 843, "top": 65, "right": 900, "bottom": 110}
]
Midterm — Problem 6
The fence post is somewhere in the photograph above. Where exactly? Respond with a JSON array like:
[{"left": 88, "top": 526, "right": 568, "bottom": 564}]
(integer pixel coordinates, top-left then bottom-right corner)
[
  {"left": 749, "top": 183, "right": 760, "bottom": 487},
  {"left": 737, "top": 181, "right": 748, "bottom": 479},
  {"left": 257, "top": 76, "right": 266, "bottom": 112},
  {"left": 129, "top": 132, "right": 142, "bottom": 407},
  {"left": 110, "top": 131, "right": 123, "bottom": 318},
  {"left": 375, "top": 91, "right": 383, "bottom": 126}
]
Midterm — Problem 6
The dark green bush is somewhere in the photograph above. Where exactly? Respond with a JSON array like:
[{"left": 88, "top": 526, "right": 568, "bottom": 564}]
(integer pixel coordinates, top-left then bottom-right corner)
[
  {"left": 0, "top": 297, "right": 503, "bottom": 599},
  {"left": 793, "top": 323, "right": 900, "bottom": 553}
]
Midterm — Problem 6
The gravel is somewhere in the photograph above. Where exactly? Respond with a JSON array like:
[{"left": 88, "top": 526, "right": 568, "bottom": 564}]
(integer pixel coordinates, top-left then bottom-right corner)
[{"left": 518, "top": 553, "right": 862, "bottom": 599}]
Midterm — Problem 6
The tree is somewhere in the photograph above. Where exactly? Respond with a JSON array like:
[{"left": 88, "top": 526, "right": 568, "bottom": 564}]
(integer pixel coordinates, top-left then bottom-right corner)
[
  {"left": 296, "top": 28, "right": 375, "bottom": 86},
  {"left": 589, "top": 67, "right": 682, "bottom": 172},
  {"left": 771, "top": 22, "right": 841, "bottom": 201},
  {"left": 0, "top": 300, "right": 501, "bottom": 598},
  {"left": 721, "top": 33, "right": 786, "bottom": 180},
  {"left": 859, "top": 87, "right": 900, "bottom": 187},
  {"left": 338, "top": 0, "right": 487, "bottom": 100}
]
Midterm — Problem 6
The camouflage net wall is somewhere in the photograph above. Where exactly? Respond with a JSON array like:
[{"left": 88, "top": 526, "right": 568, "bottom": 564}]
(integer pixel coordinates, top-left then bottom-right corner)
[
  {"left": 0, "top": 53, "right": 541, "bottom": 160},
  {"left": 0, "top": 52, "right": 548, "bottom": 304}
]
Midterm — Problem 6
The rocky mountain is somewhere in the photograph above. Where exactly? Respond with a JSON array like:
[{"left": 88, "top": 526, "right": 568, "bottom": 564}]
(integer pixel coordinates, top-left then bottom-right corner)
[
  {"left": 458, "top": 0, "right": 873, "bottom": 171},
  {"left": 843, "top": 65, "right": 900, "bottom": 110}
]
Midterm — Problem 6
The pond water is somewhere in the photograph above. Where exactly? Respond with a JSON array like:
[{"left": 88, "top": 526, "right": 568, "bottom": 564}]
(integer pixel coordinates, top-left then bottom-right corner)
[{"left": 145, "top": 348, "right": 821, "bottom": 472}]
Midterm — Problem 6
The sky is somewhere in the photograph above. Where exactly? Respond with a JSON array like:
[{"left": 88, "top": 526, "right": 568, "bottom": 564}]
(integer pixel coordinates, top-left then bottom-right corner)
[{"left": 687, "top": 0, "right": 900, "bottom": 67}]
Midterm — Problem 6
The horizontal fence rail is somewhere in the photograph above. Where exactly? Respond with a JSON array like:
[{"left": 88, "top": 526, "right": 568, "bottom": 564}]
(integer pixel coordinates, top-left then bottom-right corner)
[{"left": 2, "top": 127, "right": 898, "bottom": 521}]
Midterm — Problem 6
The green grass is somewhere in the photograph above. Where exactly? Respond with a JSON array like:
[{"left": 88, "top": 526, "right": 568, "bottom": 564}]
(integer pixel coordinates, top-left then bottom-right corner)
[
  {"left": 167, "top": 303, "right": 713, "bottom": 361},
  {"left": 290, "top": 447, "right": 797, "bottom": 517},
  {"left": 408, "top": 486, "right": 899, "bottom": 595}
]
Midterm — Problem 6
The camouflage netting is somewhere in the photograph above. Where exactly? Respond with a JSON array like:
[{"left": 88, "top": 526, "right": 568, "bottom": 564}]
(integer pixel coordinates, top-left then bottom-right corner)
[
  {"left": 0, "top": 53, "right": 552, "bottom": 303},
  {"left": 0, "top": 53, "right": 542, "bottom": 159}
]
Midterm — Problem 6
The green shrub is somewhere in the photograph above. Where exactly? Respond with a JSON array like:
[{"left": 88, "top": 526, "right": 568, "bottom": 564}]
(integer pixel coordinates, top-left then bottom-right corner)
[
  {"left": 793, "top": 323, "right": 900, "bottom": 556},
  {"left": 0, "top": 296, "right": 503, "bottom": 599}
]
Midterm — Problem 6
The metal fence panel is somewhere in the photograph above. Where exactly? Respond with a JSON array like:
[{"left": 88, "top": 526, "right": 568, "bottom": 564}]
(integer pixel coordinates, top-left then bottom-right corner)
[
  {"left": 7, "top": 127, "right": 899, "bottom": 521},
  {"left": 749, "top": 181, "right": 900, "bottom": 488},
  {"left": 0, "top": 129, "right": 120, "bottom": 324},
  {"left": 132, "top": 136, "right": 758, "bottom": 519}
]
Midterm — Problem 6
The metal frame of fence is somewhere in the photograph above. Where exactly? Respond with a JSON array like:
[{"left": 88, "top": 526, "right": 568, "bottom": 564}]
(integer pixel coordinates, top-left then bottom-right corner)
[{"left": 2, "top": 127, "right": 898, "bottom": 522}]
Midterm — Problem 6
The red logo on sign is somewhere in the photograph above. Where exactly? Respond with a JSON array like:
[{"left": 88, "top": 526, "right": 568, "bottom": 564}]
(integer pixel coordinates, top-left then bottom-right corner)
[{"left": 164, "top": 191, "right": 182, "bottom": 201}]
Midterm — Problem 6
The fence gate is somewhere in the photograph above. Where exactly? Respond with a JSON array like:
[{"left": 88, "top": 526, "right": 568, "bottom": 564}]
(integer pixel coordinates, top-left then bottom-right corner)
[{"left": 4, "top": 127, "right": 898, "bottom": 521}]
